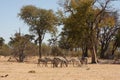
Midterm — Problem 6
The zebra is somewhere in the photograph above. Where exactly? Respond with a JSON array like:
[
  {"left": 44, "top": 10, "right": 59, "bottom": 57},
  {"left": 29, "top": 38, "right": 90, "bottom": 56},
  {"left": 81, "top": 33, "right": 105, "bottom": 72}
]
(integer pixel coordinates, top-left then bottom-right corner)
[
  {"left": 38, "top": 57, "right": 56, "bottom": 67},
  {"left": 44, "top": 57, "right": 54, "bottom": 67},
  {"left": 78, "top": 57, "right": 88, "bottom": 65},
  {"left": 52, "top": 56, "right": 68, "bottom": 68},
  {"left": 37, "top": 58, "right": 48, "bottom": 67},
  {"left": 68, "top": 57, "right": 81, "bottom": 67}
]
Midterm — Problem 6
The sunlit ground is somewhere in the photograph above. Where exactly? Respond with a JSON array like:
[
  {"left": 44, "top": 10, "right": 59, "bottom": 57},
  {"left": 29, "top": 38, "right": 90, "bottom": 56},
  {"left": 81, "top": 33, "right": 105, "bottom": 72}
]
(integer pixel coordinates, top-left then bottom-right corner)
[{"left": 0, "top": 56, "right": 120, "bottom": 80}]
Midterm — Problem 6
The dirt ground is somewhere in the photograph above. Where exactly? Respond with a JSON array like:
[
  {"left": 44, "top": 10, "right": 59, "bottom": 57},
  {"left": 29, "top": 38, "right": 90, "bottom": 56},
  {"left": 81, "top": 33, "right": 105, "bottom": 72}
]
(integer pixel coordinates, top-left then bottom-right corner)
[{"left": 0, "top": 56, "right": 120, "bottom": 80}]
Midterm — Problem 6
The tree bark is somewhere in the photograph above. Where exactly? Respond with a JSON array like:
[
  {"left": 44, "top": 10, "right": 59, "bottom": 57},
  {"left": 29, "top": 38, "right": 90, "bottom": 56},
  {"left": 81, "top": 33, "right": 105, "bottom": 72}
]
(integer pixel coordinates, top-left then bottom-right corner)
[
  {"left": 82, "top": 45, "right": 88, "bottom": 57},
  {"left": 100, "top": 43, "right": 108, "bottom": 59},
  {"left": 38, "top": 34, "right": 42, "bottom": 59},
  {"left": 90, "top": 28, "right": 98, "bottom": 64},
  {"left": 111, "top": 42, "right": 117, "bottom": 56},
  {"left": 91, "top": 46, "right": 98, "bottom": 63},
  {"left": 100, "top": 49, "right": 105, "bottom": 59},
  {"left": 18, "top": 46, "right": 25, "bottom": 62}
]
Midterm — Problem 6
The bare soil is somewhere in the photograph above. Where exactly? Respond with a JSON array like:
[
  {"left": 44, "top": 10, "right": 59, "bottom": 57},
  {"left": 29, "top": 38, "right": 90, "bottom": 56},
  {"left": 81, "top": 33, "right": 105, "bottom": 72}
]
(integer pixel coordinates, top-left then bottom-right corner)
[{"left": 0, "top": 56, "right": 120, "bottom": 80}]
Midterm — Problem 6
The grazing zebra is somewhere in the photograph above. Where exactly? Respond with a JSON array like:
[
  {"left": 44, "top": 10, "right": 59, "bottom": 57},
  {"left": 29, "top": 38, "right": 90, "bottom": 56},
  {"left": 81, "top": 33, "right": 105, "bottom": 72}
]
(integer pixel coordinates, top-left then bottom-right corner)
[
  {"left": 68, "top": 58, "right": 81, "bottom": 67},
  {"left": 52, "top": 56, "right": 68, "bottom": 68},
  {"left": 44, "top": 57, "right": 54, "bottom": 67},
  {"left": 37, "top": 58, "right": 48, "bottom": 67},
  {"left": 78, "top": 57, "right": 88, "bottom": 65},
  {"left": 52, "top": 57, "right": 60, "bottom": 68}
]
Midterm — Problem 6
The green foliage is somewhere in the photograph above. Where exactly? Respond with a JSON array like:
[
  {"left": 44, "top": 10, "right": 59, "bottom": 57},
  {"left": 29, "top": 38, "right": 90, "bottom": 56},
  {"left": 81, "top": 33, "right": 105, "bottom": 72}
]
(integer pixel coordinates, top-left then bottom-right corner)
[
  {"left": 24, "top": 43, "right": 38, "bottom": 56},
  {"left": 0, "top": 44, "right": 11, "bottom": 56},
  {"left": 115, "top": 30, "right": 120, "bottom": 47},
  {"left": 19, "top": 5, "right": 58, "bottom": 58},
  {"left": 19, "top": 5, "right": 58, "bottom": 35},
  {"left": 114, "top": 51, "right": 120, "bottom": 59},
  {"left": 58, "top": 33, "right": 71, "bottom": 50},
  {"left": 8, "top": 32, "right": 35, "bottom": 62},
  {"left": 41, "top": 43, "right": 51, "bottom": 56},
  {"left": 51, "top": 46, "right": 63, "bottom": 56},
  {"left": 9, "top": 33, "right": 33, "bottom": 51},
  {"left": 58, "top": 0, "right": 117, "bottom": 63}
]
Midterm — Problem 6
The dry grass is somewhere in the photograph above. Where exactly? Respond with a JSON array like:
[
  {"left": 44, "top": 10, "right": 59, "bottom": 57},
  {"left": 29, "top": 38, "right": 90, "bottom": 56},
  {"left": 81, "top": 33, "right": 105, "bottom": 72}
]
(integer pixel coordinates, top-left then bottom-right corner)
[{"left": 0, "top": 56, "right": 120, "bottom": 80}]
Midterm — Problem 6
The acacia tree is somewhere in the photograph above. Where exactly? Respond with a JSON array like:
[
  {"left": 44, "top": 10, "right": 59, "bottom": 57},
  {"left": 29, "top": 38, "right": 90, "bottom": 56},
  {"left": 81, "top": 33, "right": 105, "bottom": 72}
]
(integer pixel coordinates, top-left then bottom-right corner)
[
  {"left": 19, "top": 5, "right": 58, "bottom": 59},
  {"left": 9, "top": 32, "right": 34, "bottom": 62},
  {"left": 59, "top": 0, "right": 116, "bottom": 63}
]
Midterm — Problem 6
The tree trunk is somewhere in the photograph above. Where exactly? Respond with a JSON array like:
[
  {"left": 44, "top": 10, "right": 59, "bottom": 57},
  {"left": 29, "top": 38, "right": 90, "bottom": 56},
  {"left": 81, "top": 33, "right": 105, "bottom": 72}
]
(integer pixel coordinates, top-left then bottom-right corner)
[
  {"left": 18, "top": 47, "right": 25, "bottom": 62},
  {"left": 90, "top": 29, "right": 98, "bottom": 64},
  {"left": 100, "top": 41, "right": 110, "bottom": 59},
  {"left": 38, "top": 35, "right": 42, "bottom": 59},
  {"left": 100, "top": 46, "right": 106, "bottom": 59},
  {"left": 111, "top": 42, "right": 117, "bottom": 57},
  {"left": 19, "top": 53, "right": 24, "bottom": 62},
  {"left": 91, "top": 46, "right": 98, "bottom": 64},
  {"left": 82, "top": 45, "right": 88, "bottom": 57}
]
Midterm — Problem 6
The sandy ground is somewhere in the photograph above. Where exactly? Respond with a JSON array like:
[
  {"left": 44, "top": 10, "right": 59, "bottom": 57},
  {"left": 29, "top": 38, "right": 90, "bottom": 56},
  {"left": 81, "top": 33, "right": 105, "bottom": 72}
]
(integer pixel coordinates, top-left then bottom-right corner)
[{"left": 0, "top": 56, "right": 120, "bottom": 80}]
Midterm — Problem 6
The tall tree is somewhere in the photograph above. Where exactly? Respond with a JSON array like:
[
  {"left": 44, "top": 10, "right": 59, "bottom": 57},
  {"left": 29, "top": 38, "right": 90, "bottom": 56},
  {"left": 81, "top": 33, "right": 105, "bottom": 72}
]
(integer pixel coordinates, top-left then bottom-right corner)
[
  {"left": 59, "top": 0, "right": 116, "bottom": 63},
  {"left": 19, "top": 5, "right": 58, "bottom": 59}
]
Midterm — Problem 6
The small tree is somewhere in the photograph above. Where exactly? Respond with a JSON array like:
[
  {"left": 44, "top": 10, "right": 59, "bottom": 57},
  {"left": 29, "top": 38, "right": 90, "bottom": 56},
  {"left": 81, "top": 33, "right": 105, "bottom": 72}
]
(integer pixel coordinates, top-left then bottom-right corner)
[
  {"left": 9, "top": 32, "right": 34, "bottom": 62},
  {"left": 19, "top": 5, "right": 58, "bottom": 59}
]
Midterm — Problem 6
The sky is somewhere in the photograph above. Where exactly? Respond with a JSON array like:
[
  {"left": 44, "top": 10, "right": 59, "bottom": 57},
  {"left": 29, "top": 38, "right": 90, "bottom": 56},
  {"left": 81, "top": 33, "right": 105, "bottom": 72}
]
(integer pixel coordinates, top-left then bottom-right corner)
[
  {"left": 0, "top": 0, "right": 59, "bottom": 44},
  {"left": 0, "top": 0, "right": 120, "bottom": 44}
]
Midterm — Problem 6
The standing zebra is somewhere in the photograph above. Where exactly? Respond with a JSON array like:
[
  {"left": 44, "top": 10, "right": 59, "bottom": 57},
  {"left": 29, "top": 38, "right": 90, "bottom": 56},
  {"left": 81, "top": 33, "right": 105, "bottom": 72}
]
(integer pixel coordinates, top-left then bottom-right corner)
[{"left": 37, "top": 58, "right": 48, "bottom": 67}]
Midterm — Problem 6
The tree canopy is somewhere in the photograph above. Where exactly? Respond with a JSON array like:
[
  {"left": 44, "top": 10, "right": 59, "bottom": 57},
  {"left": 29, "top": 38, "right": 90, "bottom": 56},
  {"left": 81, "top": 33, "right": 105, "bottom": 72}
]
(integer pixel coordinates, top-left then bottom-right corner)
[
  {"left": 19, "top": 5, "right": 58, "bottom": 58},
  {"left": 58, "top": 0, "right": 118, "bottom": 63}
]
